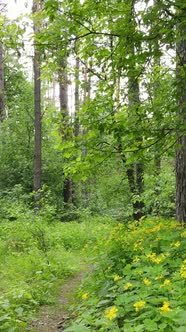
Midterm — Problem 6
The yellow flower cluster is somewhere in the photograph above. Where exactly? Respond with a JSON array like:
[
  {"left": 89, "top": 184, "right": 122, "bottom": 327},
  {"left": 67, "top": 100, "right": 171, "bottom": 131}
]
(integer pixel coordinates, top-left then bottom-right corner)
[
  {"left": 105, "top": 306, "right": 118, "bottom": 320},
  {"left": 171, "top": 241, "right": 181, "bottom": 248},
  {"left": 160, "top": 279, "right": 171, "bottom": 288},
  {"left": 123, "top": 282, "right": 133, "bottom": 290},
  {"left": 82, "top": 293, "right": 89, "bottom": 300},
  {"left": 133, "top": 257, "right": 140, "bottom": 262},
  {"left": 133, "top": 240, "right": 144, "bottom": 251},
  {"left": 160, "top": 301, "right": 172, "bottom": 314},
  {"left": 155, "top": 274, "right": 163, "bottom": 280},
  {"left": 133, "top": 301, "right": 146, "bottom": 312},
  {"left": 149, "top": 225, "right": 161, "bottom": 233},
  {"left": 180, "top": 259, "right": 186, "bottom": 278},
  {"left": 114, "top": 275, "right": 122, "bottom": 281},
  {"left": 143, "top": 278, "right": 151, "bottom": 286},
  {"left": 146, "top": 252, "right": 165, "bottom": 264},
  {"left": 181, "top": 231, "right": 186, "bottom": 237}
]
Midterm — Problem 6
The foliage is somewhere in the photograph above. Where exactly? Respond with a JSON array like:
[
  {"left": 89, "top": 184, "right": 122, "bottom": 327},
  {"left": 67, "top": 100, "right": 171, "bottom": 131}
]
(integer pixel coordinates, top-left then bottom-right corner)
[
  {"left": 142, "top": 158, "right": 175, "bottom": 218},
  {"left": 0, "top": 59, "right": 34, "bottom": 192},
  {"left": 65, "top": 218, "right": 186, "bottom": 332}
]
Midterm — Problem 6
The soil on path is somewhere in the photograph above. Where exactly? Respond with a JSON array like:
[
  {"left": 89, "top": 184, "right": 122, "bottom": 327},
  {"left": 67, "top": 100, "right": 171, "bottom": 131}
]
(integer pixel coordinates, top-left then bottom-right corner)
[{"left": 28, "top": 270, "right": 86, "bottom": 332}]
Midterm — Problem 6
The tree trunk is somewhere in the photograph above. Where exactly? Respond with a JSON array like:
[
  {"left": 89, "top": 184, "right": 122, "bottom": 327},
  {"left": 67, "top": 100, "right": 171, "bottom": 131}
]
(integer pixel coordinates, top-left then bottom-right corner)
[
  {"left": 176, "top": 10, "right": 186, "bottom": 222},
  {"left": 128, "top": 73, "right": 145, "bottom": 220},
  {"left": 59, "top": 58, "right": 72, "bottom": 205},
  {"left": 74, "top": 55, "right": 80, "bottom": 137},
  {"left": 127, "top": 22, "right": 145, "bottom": 220},
  {"left": 33, "top": 0, "right": 42, "bottom": 202},
  {"left": 153, "top": 0, "right": 161, "bottom": 214},
  {"left": 0, "top": 43, "right": 5, "bottom": 120}
]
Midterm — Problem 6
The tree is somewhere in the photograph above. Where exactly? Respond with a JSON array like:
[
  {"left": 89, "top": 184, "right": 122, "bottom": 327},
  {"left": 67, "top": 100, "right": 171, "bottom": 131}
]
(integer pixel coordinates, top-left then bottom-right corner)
[
  {"left": 0, "top": 58, "right": 34, "bottom": 192},
  {"left": 33, "top": 0, "right": 42, "bottom": 202},
  {"left": 0, "top": 43, "right": 5, "bottom": 120},
  {"left": 176, "top": 2, "right": 186, "bottom": 222},
  {"left": 0, "top": 1, "right": 6, "bottom": 120},
  {"left": 59, "top": 57, "right": 73, "bottom": 205}
]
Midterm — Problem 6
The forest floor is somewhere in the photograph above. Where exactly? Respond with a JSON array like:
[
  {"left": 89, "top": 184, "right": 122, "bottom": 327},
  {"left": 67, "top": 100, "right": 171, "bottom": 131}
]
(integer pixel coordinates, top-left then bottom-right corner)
[{"left": 28, "top": 268, "right": 87, "bottom": 332}]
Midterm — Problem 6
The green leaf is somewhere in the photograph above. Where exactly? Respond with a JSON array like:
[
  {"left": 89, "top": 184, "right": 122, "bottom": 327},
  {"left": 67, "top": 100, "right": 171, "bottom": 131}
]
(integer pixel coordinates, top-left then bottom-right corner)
[
  {"left": 64, "top": 323, "right": 90, "bottom": 332},
  {"left": 144, "top": 319, "right": 158, "bottom": 331},
  {"left": 0, "top": 314, "right": 10, "bottom": 322},
  {"left": 175, "top": 327, "right": 186, "bottom": 332}
]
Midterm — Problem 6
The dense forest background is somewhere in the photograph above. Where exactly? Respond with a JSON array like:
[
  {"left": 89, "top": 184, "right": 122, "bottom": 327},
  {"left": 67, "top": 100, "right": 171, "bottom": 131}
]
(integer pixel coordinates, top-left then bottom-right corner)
[{"left": 1, "top": 0, "right": 185, "bottom": 222}]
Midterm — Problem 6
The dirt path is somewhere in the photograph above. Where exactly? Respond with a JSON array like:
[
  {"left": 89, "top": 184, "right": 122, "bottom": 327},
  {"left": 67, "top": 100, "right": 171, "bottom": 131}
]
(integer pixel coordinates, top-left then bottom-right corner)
[{"left": 27, "top": 270, "right": 87, "bottom": 332}]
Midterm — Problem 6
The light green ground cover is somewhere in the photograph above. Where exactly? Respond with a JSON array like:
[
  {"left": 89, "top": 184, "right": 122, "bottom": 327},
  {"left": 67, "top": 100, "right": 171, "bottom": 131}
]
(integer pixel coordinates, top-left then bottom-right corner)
[{"left": 0, "top": 211, "right": 114, "bottom": 331}]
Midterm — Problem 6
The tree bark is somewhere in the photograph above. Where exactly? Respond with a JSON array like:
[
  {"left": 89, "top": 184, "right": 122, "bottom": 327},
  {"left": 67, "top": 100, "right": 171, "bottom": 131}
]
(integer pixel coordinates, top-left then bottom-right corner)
[
  {"left": 74, "top": 55, "right": 80, "bottom": 136},
  {"left": 0, "top": 43, "right": 5, "bottom": 121},
  {"left": 127, "top": 4, "right": 145, "bottom": 220},
  {"left": 176, "top": 8, "right": 186, "bottom": 222},
  {"left": 59, "top": 58, "right": 72, "bottom": 205},
  {"left": 33, "top": 0, "right": 42, "bottom": 201}
]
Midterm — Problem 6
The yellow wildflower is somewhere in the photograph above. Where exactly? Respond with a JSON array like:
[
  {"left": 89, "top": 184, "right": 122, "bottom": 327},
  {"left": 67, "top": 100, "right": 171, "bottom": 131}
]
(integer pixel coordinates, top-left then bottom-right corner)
[
  {"left": 160, "top": 301, "right": 172, "bottom": 315},
  {"left": 133, "top": 257, "right": 140, "bottom": 263},
  {"left": 133, "top": 301, "right": 146, "bottom": 312},
  {"left": 180, "top": 261, "right": 186, "bottom": 278},
  {"left": 155, "top": 274, "right": 163, "bottom": 280},
  {"left": 181, "top": 231, "right": 186, "bottom": 238},
  {"left": 174, "top": 241, "right": 181, "bottom": 247},
  {"left": 146, "top": 252, "right": 164, "bottom": 264},
  {"left": 114, "top": 275, "right": 122, "bottom": 282},
  {"left": 143, "top": 278, "right": 151, "bottom": 286},
  {"left": 163, "top": 279, "right": 171, "bottom": 285},
  {"left": 123, "top": 282, "right": 133, "bottom": 290},
  {"left": 82, "top": 293, "right": 89, "bottom": 300},
  {"left": 151, "top": 225, "right": 161, "bottom": 232},
  {"left": 105, "top": 306, "right": 118, "bottom": 320},
  {"left": 133, "top": 243, "right": 139, "bottom": 250},
  {"left": 160, "top": 279, "right": 171, "bottom": 288},
  {"left": 180, "top": 269, "right": 186, "bottom": 278}
]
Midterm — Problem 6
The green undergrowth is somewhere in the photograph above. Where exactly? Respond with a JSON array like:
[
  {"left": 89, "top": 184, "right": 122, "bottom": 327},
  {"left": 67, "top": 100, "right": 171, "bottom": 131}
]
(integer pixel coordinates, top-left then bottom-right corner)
[
  {"left": 0, "top": 209, "right": 114, "bottom": 331},
  {"left": 65, "top": 218, "right": 186, "bottom": 332}
]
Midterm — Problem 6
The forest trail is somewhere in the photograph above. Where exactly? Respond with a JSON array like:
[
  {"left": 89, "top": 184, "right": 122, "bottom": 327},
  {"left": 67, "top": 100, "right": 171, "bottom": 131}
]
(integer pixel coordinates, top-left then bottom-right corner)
[{"left": 28, "top": 269, "right": 87, "bottom": 332}]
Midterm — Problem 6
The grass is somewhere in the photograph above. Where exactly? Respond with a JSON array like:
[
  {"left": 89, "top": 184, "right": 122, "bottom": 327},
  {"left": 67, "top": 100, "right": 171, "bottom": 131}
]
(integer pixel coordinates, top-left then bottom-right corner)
[{"left": 0, "top": 208, "right": 114, "bottom": 332}]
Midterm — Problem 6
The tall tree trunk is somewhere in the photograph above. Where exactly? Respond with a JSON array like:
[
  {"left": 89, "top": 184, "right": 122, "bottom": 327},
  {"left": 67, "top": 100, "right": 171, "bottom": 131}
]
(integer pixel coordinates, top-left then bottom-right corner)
[
  {"left": 74, "top": 55, "right": 80, "bottom": 137},
  {"left": 0, "top": 43, "right": 5, "bottom": 121},
  {"left": 81, "top": 62, "right": 91, "bottom": 207},
  {"left": 33, "top": 0, "right": 42, "bottom": 202},
  {"left": 59, "top": 58, "right": 72, "bottom": 205},
  {"left": 176, "top": 5, "right": 186, "bottom": 222},
  {"left": 72, "top": 55, "right": 80, "bottom": 206},
  {"left": 152, "top": 0, "right": 161, "bottom": 214},
  {"left": 128, "top": 73, "right": 144, "bottom": 220},
  {"left": 127, "top": 4, "right": 145, "bottom": 220}
]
